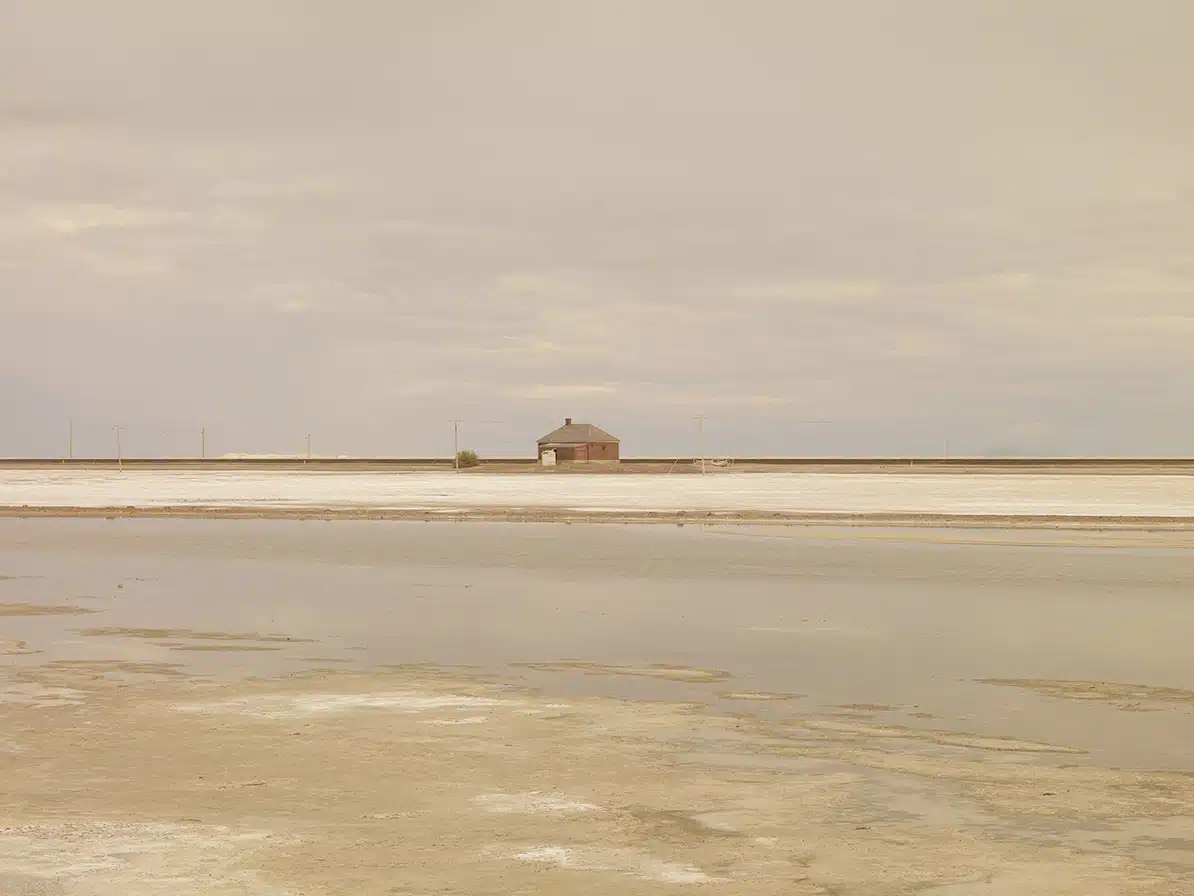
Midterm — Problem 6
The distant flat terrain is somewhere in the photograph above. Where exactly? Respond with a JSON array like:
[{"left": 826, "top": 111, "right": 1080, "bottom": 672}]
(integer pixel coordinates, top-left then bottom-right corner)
[
  {"left": 1, "top": 469, "right": 1192, "bottom": 524},
  {"left": 3, "top": 456, "right": 1194, "bottom": 474}
]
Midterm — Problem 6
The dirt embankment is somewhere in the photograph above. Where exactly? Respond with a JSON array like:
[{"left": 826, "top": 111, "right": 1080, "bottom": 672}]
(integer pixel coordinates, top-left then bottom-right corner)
[
  {"left": 2, "top": 504, "right": 1193, "bottom": 530},
  {"left": 4, "top": 458, "right": 1194, "bottom": 474}
]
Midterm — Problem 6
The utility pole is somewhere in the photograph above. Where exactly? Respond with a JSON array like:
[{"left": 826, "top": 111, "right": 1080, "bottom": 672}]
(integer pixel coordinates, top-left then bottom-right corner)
[
  {"left": 451, "top": 419, "right": 461, "bottom": 471},
  {"left": 68, "top": 418, "right": 73, "bottom": 460},
  {"left": 201, "top": 427, "right": 206, "bottom": 460},
  {"left": 114, "top": 426, "right": 123, "bottom": 472},
  {"left": 695, "top": 413, "right": 707, "bottom": 474},
  {"left": 306, "top": 433, "right": 312, "bottom": 462}
]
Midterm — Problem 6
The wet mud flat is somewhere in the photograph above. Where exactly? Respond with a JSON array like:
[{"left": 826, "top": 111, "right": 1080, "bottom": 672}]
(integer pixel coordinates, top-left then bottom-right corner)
[{"left": 2, "top": 519, "right": 1194, "bottom": 893}]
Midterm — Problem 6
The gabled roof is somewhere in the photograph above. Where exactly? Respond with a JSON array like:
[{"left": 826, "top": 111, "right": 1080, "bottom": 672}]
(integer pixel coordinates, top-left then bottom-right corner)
[{"left": 537, "top": 422, "right": 619, "bottom": 445}]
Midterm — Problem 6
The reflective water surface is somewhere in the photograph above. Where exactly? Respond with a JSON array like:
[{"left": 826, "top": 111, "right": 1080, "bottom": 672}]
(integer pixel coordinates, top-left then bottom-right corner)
[{"left": 2, "top": 518, "right": 1193, "bottom": 769}]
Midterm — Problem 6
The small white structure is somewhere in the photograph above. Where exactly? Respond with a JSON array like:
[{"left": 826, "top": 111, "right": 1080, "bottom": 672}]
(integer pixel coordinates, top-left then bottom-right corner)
[{"left": 540, "top": 448, "right": 557, "bottom": 467}]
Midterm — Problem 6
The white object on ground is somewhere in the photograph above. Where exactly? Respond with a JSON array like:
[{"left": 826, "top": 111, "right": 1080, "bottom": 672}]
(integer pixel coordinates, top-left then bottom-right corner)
[{"left": 1, "top": 469, "right": 1193, "bottom": 517}]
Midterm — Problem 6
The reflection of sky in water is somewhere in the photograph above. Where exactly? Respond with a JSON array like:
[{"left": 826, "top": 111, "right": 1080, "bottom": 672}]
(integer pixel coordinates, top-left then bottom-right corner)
[{"left": 1, "top": 518, "right": 1193, "bottom": 769}]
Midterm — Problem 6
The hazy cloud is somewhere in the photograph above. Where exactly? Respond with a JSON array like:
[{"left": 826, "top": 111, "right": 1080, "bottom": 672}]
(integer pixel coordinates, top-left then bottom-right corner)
[{"left": 2, "top": 0, "right": 1193, "bottom": 457}]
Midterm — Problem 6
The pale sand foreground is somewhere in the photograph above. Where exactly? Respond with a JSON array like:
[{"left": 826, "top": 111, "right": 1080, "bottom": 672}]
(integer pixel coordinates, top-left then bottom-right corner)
[
  {"left": 6, "top": 666, "right": 1193, "bottom": 895},
  {"left": 3, "top": 520, "right": 1194, "bottom": 893}
]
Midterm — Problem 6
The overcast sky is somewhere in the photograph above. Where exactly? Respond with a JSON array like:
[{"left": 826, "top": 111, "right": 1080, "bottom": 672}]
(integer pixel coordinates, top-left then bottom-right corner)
[{"left": 2, "top": 1, "right": 1192, "bottom": 457}]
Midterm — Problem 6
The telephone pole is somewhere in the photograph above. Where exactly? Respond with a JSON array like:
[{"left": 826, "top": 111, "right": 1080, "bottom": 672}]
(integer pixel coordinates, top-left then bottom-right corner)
[
  {"left": 451, "top": 419, "right": 461, "bottom": 470},
  {"left": 306, "top": 433, "right": 312, "bottom": 462},
  {"left": 201, "top": 427, "right": 206, "bottom": 460},
  {"left": 114, "top": 426, "right": 123, "bottom": 472},
  {"left": 68, "top": 418, "right": 73, "bottom": 460},
  {"left": 695, "top": 413, "right": 707, "bottom": 474}
]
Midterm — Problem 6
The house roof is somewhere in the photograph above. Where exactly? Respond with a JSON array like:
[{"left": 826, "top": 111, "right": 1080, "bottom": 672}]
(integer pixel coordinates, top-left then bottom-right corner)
[{"left": 537, "top": 422, "right": 619, "bottom": 445}]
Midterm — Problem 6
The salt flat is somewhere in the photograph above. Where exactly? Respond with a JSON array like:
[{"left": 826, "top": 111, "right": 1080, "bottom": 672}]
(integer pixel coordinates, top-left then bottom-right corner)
[
  {"left": 1, "top": 468, "right": 1193, "bottom": 518},
  {"left": 3, "top": 519, "right": 1194, "bottom": 893}
]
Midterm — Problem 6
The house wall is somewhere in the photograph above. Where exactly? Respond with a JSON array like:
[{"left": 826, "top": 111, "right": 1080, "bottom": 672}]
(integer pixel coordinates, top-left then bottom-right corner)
[
  {"left": 537, "top": 443, "right": 620, "bottom": 463},
  {"left": 553, "top": 446, "right": 577, "bottom": 462},
  {"left": 586, "top": 442, "right": 619, "bottom": 461}
]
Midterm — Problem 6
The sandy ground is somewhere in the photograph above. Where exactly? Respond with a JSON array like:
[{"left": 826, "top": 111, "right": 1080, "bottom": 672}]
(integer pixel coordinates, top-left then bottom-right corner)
[
  {"left": 3, "top": 520, "right": 1194, "bottom": 893},
  {"left": 2, "top": 469, "right": 1194, "bottom": 523},
  {"left": 8, "top": 665, "right": 1194, "bottom": 895}
]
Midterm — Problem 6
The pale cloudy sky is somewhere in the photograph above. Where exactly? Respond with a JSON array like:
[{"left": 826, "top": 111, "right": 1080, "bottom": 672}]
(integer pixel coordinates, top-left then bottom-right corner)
[{"left": 2, "top": 1, "right": 1192, "bottom": 457}]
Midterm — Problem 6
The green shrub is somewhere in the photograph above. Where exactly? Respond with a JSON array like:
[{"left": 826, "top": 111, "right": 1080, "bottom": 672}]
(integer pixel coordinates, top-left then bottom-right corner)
[{"left": 455, "top": 449, "right": 480, "bottom": 469}]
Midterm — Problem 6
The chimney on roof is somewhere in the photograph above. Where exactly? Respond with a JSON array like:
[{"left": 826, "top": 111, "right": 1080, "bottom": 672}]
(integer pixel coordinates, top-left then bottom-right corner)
[{"left": 565, "top": 417, "right": 572, "bottom": 426}]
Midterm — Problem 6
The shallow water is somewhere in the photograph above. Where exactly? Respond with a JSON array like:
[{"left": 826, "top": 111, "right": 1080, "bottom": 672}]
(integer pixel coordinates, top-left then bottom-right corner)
[{"left": 2, "top": 518, "right": 1193, "bottom": 769}]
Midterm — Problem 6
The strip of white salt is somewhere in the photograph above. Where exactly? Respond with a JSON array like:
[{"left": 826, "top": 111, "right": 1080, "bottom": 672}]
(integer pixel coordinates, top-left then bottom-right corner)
[
  {"left": 4, "top": 469, "right": 1192, "bottom": 517},
  {"left": 474, "top": 792, "right": 601, "bottom": 815},
  {"left": 513, "top": 845, "right": 717, "bottom": 883},
  {"left": 174, "top": 692, "right": 505, "bottom": 719}
]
